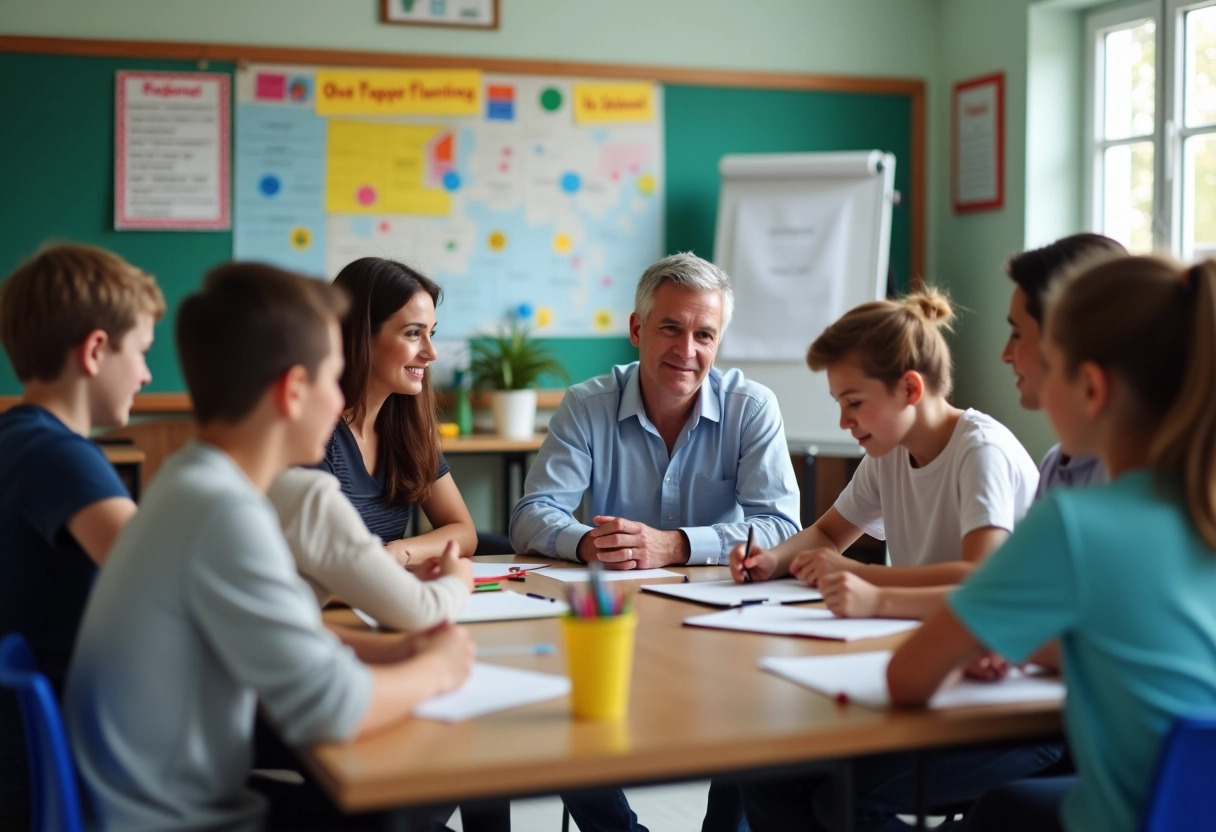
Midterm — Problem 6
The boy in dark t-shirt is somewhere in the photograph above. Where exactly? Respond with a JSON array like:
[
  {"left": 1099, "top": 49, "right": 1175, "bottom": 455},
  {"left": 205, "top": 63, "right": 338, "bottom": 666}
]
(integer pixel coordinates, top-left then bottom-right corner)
[{"left": 0, "top": 243, "right": 164, "bottom": 825}]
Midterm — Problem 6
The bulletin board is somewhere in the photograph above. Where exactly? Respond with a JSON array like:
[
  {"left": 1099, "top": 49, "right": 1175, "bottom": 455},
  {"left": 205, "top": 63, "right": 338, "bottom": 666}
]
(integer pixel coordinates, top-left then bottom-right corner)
[{"left": 0, "top": 37, "right": 923, "bottom": 409}]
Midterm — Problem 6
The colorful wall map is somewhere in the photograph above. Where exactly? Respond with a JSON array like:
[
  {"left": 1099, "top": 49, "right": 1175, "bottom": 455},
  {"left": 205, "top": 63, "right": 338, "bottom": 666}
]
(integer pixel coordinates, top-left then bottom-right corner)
[{"left": 234, "top": 65, "right": 664, "bottom": 337}]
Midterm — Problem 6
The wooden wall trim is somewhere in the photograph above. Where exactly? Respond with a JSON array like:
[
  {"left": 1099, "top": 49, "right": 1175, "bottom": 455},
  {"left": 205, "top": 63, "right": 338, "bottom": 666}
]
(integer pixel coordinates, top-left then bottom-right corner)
[{"left": 0, "top": 35, "right": 923, "bottom": 94}]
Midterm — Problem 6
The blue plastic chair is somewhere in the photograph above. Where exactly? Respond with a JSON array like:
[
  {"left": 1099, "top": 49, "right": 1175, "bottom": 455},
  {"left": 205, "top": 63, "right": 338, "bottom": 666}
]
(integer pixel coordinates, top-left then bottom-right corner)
[
  {"left": 1140, "top": 713, "right": 1216, "bottom": 831},
  {"left": 0, "top": 633, "right": 84, "bottom": 832}
]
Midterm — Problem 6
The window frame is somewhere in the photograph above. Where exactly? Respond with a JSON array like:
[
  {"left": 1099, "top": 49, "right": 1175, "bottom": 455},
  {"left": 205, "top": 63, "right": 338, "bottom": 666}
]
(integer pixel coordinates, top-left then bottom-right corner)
[{"left": 1085, "top": 0, "right": 1216, "bottom": 255}]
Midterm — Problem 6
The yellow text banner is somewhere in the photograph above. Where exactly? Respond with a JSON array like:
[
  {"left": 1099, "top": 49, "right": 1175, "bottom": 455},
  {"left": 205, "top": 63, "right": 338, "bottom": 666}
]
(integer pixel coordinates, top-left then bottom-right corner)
[
  {"left": 572, "top": 83, "right": 655, "bottom": 124},
  {"left": 316, "top": 69, "right": 481, "bottom": 117}
]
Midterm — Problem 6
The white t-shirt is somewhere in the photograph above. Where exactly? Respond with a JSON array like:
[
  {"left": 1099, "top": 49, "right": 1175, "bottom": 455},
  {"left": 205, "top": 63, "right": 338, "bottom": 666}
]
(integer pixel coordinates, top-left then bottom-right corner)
[{"left": 833, "top": 408, "right": 1039, "bottom": 567}]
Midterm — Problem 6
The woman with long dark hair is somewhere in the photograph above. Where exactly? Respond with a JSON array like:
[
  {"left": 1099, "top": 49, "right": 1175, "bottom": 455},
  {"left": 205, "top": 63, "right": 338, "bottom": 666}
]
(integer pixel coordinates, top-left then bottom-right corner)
[{"left": 323, "top": 256, "right": 477, "bottom": 564}]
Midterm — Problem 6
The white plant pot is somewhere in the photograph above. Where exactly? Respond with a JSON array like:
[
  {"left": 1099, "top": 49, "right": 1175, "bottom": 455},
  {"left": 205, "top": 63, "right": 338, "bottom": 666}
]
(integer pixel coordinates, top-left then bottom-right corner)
[{"left": 491, "top": 389, "right": 537, "bottom": 440}]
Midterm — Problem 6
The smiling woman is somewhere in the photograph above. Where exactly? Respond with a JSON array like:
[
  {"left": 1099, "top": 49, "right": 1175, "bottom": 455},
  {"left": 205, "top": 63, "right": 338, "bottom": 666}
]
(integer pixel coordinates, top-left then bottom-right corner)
[{"left": 320, "top": 257, "right": 478, "bottom": 565}]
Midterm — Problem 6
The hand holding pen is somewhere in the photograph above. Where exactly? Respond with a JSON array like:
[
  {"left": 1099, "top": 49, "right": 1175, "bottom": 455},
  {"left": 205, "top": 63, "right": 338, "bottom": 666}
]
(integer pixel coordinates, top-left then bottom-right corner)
[{"left": 729, "top": 525, "right": 778, "bottom": 584}]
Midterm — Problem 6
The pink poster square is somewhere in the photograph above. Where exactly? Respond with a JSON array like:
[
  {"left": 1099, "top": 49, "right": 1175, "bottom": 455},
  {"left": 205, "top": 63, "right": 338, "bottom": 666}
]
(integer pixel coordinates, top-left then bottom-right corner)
[{"left": 256, "top": 74, "right": 287, "bottom": 101}]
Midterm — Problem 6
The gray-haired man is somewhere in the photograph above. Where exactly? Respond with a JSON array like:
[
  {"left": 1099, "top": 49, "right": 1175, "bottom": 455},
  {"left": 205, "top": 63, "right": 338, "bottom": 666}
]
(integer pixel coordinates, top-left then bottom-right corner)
[{"left": 511, "top": 252, "right": 801, "bottom": 832}]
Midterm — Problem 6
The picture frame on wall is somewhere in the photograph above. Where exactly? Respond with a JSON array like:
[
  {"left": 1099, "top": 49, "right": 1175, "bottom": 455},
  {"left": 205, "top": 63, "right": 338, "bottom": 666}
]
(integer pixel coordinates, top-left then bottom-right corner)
[
  {"left": 952, "top": 72, "right": 1004, "bottom": 213},
  {"left": 380, "top": 0, "right": 499, "bottom": 29}
]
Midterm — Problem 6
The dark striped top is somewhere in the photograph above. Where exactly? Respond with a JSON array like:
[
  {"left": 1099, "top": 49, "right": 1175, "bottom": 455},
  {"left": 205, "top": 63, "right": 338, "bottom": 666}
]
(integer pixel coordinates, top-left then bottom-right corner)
[{"left": 319, "top": 420, "right": 450, "bottom": 542}]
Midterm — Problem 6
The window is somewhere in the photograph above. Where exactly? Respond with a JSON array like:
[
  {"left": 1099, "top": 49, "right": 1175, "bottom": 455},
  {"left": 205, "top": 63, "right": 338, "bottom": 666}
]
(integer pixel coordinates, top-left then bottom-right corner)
[{"left": 1087, "top": 0, "right": 1216, "bottom": 258}]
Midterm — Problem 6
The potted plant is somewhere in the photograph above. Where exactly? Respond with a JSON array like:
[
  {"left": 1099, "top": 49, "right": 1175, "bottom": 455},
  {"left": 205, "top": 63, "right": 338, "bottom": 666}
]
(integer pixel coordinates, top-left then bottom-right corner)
[{"left": 469, "top": 321, "right": 569, "bottom": 439}]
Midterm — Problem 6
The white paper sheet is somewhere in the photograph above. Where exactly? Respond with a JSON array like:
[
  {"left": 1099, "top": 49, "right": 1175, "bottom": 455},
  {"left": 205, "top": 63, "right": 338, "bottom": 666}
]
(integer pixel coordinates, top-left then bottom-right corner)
[
  {"left": 471, "top": 562, "right": 550, "bottom": 581},
  {"left": 414, "top": 662, "right": 571, "bottom": 722},
  {"left": 723, "top": 191, "right": 852, "bottom": 360},
  {"left": 457, "top": 591, "right": 569, "bottom": 622},
  {"left": 759, "top": 650, "right": 1064, "bottom": 710},
  {"left": 641, "top": 578, "right": 822, "bottom": 607},
  {"left": 540, "top": 568, "right": 684, "bottom": 583},
  {"left": 685, "top": 605, "right": 918, "bottom": 641},
  {"left": 354, "top": 591, "right": 568, "bottom": 629}
]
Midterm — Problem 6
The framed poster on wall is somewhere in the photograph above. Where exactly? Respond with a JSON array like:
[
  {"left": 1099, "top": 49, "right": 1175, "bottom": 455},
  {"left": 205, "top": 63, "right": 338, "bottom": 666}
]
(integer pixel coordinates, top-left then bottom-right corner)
[
  {"left": 952, "top": 72, "right": 1004, "bottom": 213},
  {"left": 380, "top": 0, "right": 499, "bottom": 29}
]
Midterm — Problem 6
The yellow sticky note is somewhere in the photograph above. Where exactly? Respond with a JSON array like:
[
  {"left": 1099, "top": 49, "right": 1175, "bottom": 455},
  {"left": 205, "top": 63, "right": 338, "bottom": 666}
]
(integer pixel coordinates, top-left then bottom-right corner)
[
  {"left": 572, "top": 83, "right": 655, "bottom": 124},
  {"left": 326, "top": 121, "right": 451, "bottom": 215},
  {"left": 316, "top": 69, "right": 481, "bottom": 117}
]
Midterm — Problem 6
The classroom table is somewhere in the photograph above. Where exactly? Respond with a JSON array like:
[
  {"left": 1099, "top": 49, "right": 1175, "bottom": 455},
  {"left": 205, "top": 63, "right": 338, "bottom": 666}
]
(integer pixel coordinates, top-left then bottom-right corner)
[
  {"left": 438, "top": 433, "right": 546, "bottom": 534},
  {"left": 303, "top": 558, "right": 1063, "bottom": 829}
]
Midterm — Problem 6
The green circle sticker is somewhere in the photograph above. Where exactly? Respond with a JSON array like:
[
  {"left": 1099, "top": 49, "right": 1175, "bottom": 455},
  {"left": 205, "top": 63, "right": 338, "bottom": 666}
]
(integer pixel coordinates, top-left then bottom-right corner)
[{"left": 540, "top": 88, "right": 563, "bottom": 112}]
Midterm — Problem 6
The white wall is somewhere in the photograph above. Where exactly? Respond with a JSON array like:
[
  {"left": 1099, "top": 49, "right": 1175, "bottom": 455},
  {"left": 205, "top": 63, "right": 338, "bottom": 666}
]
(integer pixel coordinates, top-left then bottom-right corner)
[
  {"left": 0, "top": 0, "right": 939, "bottom": 78},
  {"left": 931, "top": 0, "right": 1100, "bottom": 459}
]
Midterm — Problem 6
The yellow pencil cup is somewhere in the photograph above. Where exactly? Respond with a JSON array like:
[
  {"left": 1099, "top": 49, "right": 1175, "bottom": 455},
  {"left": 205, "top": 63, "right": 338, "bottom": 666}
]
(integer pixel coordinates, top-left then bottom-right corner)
[{"left": 561, "top": 613, "right": 638, "bottom": 720}]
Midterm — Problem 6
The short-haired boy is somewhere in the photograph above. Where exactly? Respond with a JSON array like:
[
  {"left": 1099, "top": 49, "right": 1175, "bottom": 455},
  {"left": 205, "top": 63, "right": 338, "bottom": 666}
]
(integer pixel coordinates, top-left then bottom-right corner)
[
  {"left": 0, "top": 243, "right": 164, "bottom": 825},
  {"left": 64, "top": 262, "right": 473, "bottom": 831},
  {"left": 1002, "top": 233, "right": 1126, "bottom": 495}
]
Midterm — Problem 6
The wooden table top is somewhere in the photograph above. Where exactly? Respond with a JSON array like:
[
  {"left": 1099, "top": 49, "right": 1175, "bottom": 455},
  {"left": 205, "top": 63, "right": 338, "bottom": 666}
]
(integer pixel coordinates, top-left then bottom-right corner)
[
  {"left": 304, "top": 559, "right": 1062, "bottom": 813},
  {"left": 100, "top": 445, "right": 146, "bottom": 465},
  {"left": 439, "top": 434, "right": 546, "bottom": 454}
]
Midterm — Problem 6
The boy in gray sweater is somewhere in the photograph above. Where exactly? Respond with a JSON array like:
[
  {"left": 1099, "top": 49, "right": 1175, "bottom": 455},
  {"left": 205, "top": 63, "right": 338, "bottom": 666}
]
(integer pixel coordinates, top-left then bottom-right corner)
[{"left": 65, "top": 263, "right": 473, "bottom": 831}]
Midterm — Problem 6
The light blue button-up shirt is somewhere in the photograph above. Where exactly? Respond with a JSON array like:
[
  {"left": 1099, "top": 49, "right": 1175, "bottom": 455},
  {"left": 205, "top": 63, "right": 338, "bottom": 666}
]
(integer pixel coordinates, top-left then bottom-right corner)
[{"left": 510, "top": 362, "right": 801, "bottom": 565}]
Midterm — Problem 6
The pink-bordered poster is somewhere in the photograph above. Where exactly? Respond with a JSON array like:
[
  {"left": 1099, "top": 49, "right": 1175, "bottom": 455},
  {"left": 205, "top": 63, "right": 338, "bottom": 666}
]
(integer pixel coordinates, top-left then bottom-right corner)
[{"left": 115, "top": 71, "right": 231, "bottom": 230}]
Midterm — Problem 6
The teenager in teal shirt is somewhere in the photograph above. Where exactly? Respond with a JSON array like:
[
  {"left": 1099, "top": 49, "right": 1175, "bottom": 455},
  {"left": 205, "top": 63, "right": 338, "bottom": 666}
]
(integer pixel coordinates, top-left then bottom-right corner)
[{"left": 889, "top": 255, "right": 1216, "bottom": 832}]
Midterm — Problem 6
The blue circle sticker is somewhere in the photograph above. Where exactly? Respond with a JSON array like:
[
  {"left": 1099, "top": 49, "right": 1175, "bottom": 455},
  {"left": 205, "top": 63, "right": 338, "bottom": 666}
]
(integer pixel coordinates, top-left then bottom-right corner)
[
  {"left": 560, "top": 172, "right": 581, "bottom": 194},
  {"left": 258, "top": 175, "right": 281, "bottom": 197},
  {"left": 442, "top": 171, "right": 462, "bottom": 191}
]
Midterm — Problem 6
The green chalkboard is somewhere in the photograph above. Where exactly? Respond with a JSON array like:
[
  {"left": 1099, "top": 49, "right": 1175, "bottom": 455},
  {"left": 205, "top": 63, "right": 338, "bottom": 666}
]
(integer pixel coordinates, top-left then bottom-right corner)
[
  {"left": 665, "top": 84, "right": 912, "bottom": 294},
  {"left": 0, "top": 50, "right": 914, "bottom": 397}
]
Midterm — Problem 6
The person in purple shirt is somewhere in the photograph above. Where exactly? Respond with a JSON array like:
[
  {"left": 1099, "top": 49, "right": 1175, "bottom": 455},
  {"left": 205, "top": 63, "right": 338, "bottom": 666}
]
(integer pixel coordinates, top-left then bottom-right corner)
[{"left": 1001, "top": 233, "right": 1127, "bottom": 495}]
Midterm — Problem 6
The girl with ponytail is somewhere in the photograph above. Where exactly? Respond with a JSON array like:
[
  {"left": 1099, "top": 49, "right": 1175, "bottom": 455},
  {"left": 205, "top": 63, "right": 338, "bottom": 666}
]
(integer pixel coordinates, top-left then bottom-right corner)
[
  {"left": 731, "top": 288, "right": 1040, "bottom": 622},
  {"left": 890, "top": 257, "right": 1216, "bottom": 832}
]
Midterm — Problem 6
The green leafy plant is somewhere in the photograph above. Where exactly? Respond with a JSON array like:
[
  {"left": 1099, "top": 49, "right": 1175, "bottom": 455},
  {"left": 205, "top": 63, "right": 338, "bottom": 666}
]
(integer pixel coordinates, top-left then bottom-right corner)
[{"left": 469, "top": 321, "right": 569, "bottom": 390}]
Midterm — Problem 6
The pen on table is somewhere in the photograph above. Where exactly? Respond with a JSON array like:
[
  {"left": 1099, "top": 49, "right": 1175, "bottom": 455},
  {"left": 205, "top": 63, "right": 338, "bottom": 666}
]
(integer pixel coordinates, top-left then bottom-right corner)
[
  {"left": 477, "top": 643, "right": 557, "bottom": 657},
  {"left": 526, "top": 592, "right": 557, "bottom": 603},
  {"left": 741, "top": 524, "right": 755, "bottom": 583},
  {"left": 736, "top": 598, "right": 767, "bottom": 612}
]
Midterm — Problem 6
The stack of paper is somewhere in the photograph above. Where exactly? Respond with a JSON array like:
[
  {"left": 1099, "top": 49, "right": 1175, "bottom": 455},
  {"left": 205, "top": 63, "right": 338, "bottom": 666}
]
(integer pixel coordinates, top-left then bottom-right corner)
[
  {"left": 759, "top": 650, "right": 1065, "bottom": 710},
  {"left": 415, "top": 662, "right": 571, "bottom": 722},
  {"left": 685, "top": 605, "right": 918, "bottom": 641},
  {"left": 641, "top": 578, "right": 822, "bottom": 607}
]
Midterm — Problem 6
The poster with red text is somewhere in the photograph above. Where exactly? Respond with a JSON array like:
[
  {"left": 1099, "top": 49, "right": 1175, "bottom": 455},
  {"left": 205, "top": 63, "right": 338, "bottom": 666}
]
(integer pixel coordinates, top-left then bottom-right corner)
[{"left": 115, "top": 71, "right": 230, "bottom": 230}]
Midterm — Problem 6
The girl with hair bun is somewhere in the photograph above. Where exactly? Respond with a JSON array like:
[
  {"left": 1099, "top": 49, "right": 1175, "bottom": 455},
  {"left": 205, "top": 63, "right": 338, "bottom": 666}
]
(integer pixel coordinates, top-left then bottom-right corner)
[
  {"left": 891, "top": 255, "right": 1216, "bottom": 832},
  {"left": 734, "top": 289, "right": 1053, "bottom": 832},
  {"left": 731, "top": 288, "right": 1040, "bottom": 622}
]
